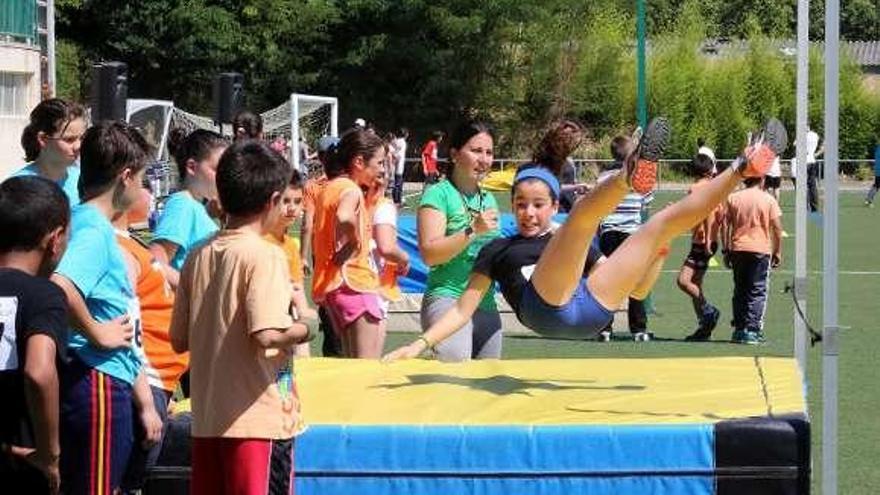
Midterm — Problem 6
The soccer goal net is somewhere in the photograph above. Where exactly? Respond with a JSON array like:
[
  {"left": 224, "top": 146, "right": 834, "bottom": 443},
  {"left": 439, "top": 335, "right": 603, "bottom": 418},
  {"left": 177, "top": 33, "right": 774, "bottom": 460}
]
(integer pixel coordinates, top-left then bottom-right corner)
[{"left": 262, "top": 93, "right": 338, "bottom": 172}]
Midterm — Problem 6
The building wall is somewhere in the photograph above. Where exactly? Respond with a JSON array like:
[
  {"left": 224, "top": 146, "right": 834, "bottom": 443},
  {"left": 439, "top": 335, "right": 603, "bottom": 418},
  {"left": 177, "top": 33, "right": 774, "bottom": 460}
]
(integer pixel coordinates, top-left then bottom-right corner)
[{"left": 0, "top": 42, "right": 40, "bottom": 179}]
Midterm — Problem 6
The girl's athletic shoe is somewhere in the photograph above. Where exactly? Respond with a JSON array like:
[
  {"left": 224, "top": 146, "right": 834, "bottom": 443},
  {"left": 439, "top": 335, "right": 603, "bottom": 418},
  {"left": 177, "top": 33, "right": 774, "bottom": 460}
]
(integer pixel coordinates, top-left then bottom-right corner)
[
  {"left": 739, "top": 118, "right": 788, "bottom": 178},
  {"left": 628, "top": 117, "right": 670, "bottom": 195}
]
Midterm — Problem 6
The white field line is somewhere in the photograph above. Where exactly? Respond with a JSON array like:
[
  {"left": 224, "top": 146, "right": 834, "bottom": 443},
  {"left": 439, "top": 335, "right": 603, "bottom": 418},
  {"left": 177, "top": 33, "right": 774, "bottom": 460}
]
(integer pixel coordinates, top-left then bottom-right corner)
[{"left": 660, "top": 269, "right": 880, "bottom": 275}]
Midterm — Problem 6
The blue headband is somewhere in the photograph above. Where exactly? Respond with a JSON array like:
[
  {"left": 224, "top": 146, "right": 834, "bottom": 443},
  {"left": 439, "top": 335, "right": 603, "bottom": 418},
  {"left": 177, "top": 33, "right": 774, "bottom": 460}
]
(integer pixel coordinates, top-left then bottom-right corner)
[{"left": 513, "top": 166, "right": 561, "bottom": 199}]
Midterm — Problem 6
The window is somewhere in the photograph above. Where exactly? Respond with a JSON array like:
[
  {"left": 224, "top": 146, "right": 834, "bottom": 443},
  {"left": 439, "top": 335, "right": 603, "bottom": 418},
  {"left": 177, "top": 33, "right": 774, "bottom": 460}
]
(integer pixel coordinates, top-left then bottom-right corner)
[{"left": 0, "top": 72, "right": 30, "bottom": 117}]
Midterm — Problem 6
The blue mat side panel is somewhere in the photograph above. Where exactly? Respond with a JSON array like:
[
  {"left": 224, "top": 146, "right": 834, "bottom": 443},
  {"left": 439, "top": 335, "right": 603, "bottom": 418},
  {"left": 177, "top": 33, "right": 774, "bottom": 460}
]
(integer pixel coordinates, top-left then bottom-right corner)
[
  {"left": 295, "top": 476, "right": 714, "bottom": 495},
  {"left": 295, "top": 424, "right": 715, "bottom": 495}
]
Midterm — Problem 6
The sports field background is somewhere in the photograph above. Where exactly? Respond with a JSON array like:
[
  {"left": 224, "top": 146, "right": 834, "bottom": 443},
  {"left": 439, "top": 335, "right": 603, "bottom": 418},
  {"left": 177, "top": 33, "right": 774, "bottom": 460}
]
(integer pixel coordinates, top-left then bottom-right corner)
[{"left": 306, "top": 187, "right": 879, "bottom": 494}]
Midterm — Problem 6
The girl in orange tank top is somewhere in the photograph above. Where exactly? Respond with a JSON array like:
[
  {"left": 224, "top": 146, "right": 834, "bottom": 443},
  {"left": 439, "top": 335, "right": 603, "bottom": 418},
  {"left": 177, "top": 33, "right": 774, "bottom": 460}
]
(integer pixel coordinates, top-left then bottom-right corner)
[{"left": 310, "top": 129, "right": 389, "bottom": 358}]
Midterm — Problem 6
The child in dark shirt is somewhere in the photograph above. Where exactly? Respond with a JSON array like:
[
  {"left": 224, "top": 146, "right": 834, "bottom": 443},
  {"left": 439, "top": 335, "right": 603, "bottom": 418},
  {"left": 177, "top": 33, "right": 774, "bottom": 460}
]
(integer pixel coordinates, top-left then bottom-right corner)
[{"left": 0, "top": 176, "right": 71, "bottom": 494}]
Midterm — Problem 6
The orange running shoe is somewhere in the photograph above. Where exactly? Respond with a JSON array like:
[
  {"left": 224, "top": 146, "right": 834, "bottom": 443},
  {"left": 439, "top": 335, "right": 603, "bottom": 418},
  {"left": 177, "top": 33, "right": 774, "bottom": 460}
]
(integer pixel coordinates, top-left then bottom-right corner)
[
  {"left": 739, "top": 118, "right": 788, "bottom": 178},
  {"left": 628, "top": 117, "right": 670, "bottom": 195}
]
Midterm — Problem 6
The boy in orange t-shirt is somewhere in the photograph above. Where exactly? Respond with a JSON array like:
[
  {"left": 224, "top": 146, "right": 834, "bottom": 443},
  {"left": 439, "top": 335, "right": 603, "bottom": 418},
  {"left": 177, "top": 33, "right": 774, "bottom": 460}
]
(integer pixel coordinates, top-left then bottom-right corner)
[
  {"left": 170, "top": 141, "right": 312, "bottom": 495},
  {"left": 115, "top": 187, "right": 190, "bottom": 492},
  {"left": 680, "top": 154, "right": 725, "bottom": 341},
  {"left": 722, "top": 176, "right": 783, "bottom": 344},
  {"left": 265, "top": 168, "right": 315, "bottom": 358}
]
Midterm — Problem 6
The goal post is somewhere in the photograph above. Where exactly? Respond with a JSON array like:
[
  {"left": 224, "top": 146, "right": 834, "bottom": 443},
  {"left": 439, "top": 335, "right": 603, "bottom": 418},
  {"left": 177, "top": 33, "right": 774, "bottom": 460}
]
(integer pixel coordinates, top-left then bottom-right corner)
[{"left": 289, "top": 93, "right": 339, "bottom": 172}]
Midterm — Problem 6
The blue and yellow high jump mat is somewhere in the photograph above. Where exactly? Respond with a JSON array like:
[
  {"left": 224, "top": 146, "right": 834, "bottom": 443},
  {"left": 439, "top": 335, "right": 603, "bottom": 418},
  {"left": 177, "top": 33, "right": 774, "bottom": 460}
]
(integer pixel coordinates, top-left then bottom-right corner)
[{"left": 293, "top": 357, "right": 809, "bottom": 495}]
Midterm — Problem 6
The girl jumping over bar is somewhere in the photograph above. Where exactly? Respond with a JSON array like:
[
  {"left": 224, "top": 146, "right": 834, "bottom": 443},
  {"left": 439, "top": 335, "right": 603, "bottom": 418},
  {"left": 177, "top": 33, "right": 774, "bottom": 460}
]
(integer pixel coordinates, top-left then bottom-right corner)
[{"left": 384, "top": 117, "right": 787, "bottom": 360}]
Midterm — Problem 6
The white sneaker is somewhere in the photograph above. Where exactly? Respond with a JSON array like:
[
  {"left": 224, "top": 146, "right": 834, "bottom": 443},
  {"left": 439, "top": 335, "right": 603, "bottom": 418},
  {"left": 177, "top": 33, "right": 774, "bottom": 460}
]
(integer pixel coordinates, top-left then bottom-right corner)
[
  {"left": 597, "top": 330, "right": 612, "bottom": 342},
  {"left": 633, "top": 331, "right": 653, "bottom": 342}
]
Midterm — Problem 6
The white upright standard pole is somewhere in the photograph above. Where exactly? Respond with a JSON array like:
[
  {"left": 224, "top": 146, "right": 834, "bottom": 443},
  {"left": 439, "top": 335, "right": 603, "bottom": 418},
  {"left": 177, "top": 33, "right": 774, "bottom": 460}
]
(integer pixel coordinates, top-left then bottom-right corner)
[
  {"left": 823, "top": 0, "right": 840, "bottom": 492},
  {"left": 47, "top": 0, "right": 56, "bottom": 96},
  {"left": 794, "top": 0, "right": 810, "bottom": 372},
  {"left": 331, "top": 97, "right": 339, "bottom": 137},
  {"left": 291, "top": 94, "right": 300, "bottom": 173}
]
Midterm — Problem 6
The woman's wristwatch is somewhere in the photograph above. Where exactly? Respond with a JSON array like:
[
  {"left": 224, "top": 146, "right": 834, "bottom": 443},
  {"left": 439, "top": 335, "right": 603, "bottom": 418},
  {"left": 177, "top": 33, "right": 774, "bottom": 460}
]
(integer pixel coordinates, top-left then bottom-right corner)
[
  {"left": 417, "top": 336, "right": 434, "bottom": 353},
  {"left": 463, "top": 226, "right": 475, "bottom": 238}
]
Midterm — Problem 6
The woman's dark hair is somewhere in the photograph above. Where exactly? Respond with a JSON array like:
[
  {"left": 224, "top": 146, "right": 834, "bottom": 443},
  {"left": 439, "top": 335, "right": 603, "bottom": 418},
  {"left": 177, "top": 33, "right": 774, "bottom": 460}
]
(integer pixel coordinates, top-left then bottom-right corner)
[
  {"left": 167, "top": 128, "right": 227, "bottom": 180},
  {"left": 232, "top": 111, "right": 263, "bottom": 141},
  {"left": 533, "top": 119, "right": 584, "bottom": 176},
  {"left": 20, "top": 98, "right": 86, "bottom": 162},
  {"left": 216, "top": 141, "right": 290, "bottom": 217},
  {"left": 78, "top": 121, "right": 152, "bottom": 202},
  {"left": 692, "top": 153, "right": 715, "bottom": 178},
  {"left": 324, "top": 128, "right": 385, "bottom": 178},
  {"left": 443, "top": 121, "right": 494, "bottom": 175},
  {"left": 0, "top": 176, "right": 70, "bottom": 253}
]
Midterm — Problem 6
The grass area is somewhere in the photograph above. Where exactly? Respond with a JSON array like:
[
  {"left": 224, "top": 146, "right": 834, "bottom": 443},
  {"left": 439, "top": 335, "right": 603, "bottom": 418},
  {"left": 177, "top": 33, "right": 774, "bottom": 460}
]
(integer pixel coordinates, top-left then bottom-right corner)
[{"left": 309, "top": 188, "right": 879, "bottom": 494}]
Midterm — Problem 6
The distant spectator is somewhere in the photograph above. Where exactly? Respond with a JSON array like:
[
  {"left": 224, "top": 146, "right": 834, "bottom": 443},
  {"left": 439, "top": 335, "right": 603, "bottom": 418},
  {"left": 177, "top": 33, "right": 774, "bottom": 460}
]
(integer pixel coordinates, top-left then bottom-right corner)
[
  {"left": 596, "top": 135, "right": 653, "bottom": 342},
  {"left": 806, "top": 127, "right": 823, "bottom": 214},
  {"left": 392, "top": 128, "right": 409, "bottom": 205},
  {"left": 723, "top": 176, "right": 783, "bottom": 344},
  {"left": 697, "top": 137, "right": 717, "bottom": 174},
  {"left": 421, "top": 131, "right": 443, "bottom": 185},
  {"left": 864, "top": 143, "right": 880, "bottom": 207}
]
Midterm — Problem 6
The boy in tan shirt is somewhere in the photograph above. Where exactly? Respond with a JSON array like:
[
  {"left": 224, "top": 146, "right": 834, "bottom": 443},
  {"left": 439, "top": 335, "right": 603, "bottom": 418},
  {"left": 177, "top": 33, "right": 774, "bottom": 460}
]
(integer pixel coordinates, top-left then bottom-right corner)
[
  {"left": 723, "top": 176, "right": 783, "bottom": 344},
  {"left": 170, "top": 141, "right": 312, "bottom": 495}
]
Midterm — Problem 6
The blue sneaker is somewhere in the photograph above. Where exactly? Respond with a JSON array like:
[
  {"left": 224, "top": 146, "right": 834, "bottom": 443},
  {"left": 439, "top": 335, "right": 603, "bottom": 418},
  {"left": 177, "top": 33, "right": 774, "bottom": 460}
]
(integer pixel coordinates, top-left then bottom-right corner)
[
  {"left": 685, "top": 305, "right": 720, "bottom": 342},
  {"left": 702, "top": 305, "right": 720, "bottom": 333},
  {"left": 731, "top": 329, "right": 761, "bottom": 345}
]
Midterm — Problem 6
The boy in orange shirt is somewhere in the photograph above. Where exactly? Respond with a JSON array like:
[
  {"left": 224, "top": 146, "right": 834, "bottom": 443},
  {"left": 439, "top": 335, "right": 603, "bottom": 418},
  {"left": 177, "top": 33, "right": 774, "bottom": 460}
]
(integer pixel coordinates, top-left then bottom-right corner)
[
  {"left": 115, "top": 186, "right": 190, "bottom": 492},
  {"left": 722, "top": 176, "right": 783, "bottom": 344},
  {"left": 265, "top": 168, "right": 315, "bottom": 358},
  {"left": 680, "top": 154, "right": 725, "bottom": 341},
  {"left": 170, "top": 141, "right": 312, "bottom": 495}
]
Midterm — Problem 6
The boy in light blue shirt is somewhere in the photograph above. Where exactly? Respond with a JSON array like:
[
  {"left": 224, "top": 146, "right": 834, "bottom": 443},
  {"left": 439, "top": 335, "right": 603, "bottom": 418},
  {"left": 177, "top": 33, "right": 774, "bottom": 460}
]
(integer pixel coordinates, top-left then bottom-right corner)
[
  {"left": 50, "top": 122, "right": 161, "bottom": 495},
  {"left": 150, "top": 129, "right": 227, "bottom": 288}
]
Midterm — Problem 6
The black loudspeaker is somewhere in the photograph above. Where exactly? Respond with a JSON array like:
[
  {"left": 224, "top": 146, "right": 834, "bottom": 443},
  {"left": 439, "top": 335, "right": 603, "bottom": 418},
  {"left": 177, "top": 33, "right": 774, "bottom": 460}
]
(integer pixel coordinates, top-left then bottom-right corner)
[
  {"left": 213, "top": 72, "right": 244, "bottom": 124},
  {"left": 90, "top": 62, "right": 128, "bottom": 122}
]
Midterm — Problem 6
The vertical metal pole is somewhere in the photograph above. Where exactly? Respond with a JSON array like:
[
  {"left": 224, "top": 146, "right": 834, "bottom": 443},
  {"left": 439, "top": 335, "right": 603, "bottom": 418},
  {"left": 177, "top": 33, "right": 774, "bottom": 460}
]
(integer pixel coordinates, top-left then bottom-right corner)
[
  {"left": 635, "top": 0, "right": 653, "bottom": 311},
  {"left": 291, "top": 94, "right": 300, "bottom": 172},
  {"left": 47, "top": 0, "right": 56, "bottom": 97},
  {"left": 823, "top": 0, "right": 840, "bottom": 492},
  {"left": 794, "top": 0, "right": 809, "bottom": 373},
  {"left": 636, "top": 0, "right": 647, "bottom": 129},
  {"left": 330, "top": 97, "right": 339, "bottom": 137}
]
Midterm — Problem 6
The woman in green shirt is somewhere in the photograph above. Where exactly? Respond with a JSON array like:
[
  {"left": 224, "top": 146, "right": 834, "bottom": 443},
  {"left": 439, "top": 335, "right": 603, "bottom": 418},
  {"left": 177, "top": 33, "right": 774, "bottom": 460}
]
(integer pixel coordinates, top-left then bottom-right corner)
[{"left": 417, "top": 121, "right": 501, "bottom": 361}]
